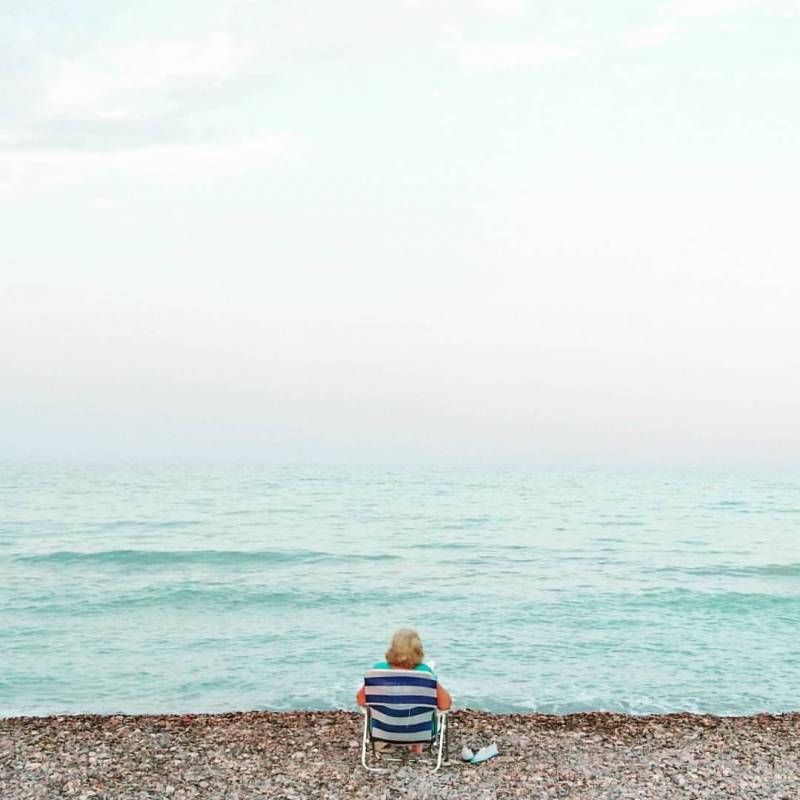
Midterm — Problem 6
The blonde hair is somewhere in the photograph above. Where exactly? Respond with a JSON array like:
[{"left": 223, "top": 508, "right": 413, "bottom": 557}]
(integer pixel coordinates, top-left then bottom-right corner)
[{"left": 385, "top": 628, "right": 425, "bottom": 669}]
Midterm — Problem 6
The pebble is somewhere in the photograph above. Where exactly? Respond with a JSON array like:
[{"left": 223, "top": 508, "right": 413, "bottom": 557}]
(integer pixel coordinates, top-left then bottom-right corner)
[{"left": 1, "top": 710, "right": 798, "bottom": 799}]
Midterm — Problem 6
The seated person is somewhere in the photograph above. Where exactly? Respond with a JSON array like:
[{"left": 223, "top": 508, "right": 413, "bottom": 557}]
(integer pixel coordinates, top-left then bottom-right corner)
[{"left": 356, "top": 627, "right": 452, "bottom": 753}]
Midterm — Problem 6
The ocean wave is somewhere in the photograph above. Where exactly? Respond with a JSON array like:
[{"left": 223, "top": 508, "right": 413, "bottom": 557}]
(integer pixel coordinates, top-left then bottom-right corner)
[
  {"left": 14, "top": 548, "right": 401, "bottom": 568},
  {"left": 650, "top": 563, "right": 800, "bottom": 578},
  {"left": 82, "top": 519, "right": 204, "bottom": 531},
  {"left": 404, "top": 542, "right": 528, "bottom": 551},
  {"left": 4, "top": 583, "right": 434, "bottom": 615},
  {"left": 627, "top": 588, "right": 800, "bottom": 612}
]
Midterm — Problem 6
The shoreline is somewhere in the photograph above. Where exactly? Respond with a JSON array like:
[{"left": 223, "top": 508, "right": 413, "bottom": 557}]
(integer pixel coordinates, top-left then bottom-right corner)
[
  {"left": 3, "top": 707, "right": 799, "bottom": 720},
  {"left": 2, "top": 710, "right": 798, "bottom": 798}
]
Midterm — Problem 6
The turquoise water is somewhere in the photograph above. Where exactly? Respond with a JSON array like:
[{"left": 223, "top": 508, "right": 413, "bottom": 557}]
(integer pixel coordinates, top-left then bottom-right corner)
[{"left": 1, "top": 466, "right": 798, "bottom": 717}]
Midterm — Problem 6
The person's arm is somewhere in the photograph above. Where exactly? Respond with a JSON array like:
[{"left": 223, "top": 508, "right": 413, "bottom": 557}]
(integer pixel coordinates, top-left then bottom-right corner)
[
  {"left": 356, "top": 685, "right": 366, "bottom": 707},
  {"left": 436, "top": 684, "right": 452, "bottom": 710}
]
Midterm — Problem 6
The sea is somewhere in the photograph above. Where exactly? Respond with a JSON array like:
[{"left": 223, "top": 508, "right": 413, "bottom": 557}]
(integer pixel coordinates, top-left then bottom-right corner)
[{"left": 1, "top": 465, "right": 798, "bottom": 718}]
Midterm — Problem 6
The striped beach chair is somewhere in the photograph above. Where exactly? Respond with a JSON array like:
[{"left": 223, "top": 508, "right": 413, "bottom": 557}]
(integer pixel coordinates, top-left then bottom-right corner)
[{"left": 360, "top": 668, "right": 450, "bottom": 772}]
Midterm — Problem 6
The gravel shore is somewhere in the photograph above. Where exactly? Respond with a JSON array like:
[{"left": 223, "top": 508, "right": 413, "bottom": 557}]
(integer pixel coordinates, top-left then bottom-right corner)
[{"left": 1, "top": 709, "right": 798, "bottom": 799}]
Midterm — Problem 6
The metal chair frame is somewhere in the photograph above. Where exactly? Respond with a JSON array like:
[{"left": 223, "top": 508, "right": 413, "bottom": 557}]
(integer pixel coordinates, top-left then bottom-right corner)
[{"left": 361, "top": 705, "right": 450, "bottom": 772}]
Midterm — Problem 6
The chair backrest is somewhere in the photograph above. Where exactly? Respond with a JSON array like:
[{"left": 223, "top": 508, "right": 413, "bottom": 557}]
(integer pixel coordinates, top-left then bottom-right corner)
[{"left": 363, "top": 668, "right": 438, "bottom": 743}]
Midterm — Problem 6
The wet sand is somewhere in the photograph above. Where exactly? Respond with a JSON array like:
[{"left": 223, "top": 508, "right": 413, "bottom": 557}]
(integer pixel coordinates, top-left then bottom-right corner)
[{"left": 1, "top": 709, "right": 798, "bottom": 799}]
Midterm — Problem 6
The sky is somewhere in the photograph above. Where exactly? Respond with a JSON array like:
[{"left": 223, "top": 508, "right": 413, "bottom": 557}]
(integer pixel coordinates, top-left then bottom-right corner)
[{"left": 2, "top": 0, "right": 799, "bottom": 467}]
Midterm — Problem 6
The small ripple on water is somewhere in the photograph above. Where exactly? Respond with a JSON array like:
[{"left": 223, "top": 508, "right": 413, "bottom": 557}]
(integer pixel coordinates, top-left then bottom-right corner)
[
  {"left": 13, "top": 548, "right": 402, "bottom": 568},
  {"left": 647, "top": 563, "right": 800, "bottom": 578}
]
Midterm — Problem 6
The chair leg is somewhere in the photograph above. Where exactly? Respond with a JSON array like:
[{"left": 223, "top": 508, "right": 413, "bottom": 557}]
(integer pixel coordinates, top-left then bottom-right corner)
[
  {"left": 361, "top": 712, "right": 387, "bottom": 773},
  {"left": 434, "top": 713, "right": 447, "bottom": 772}
]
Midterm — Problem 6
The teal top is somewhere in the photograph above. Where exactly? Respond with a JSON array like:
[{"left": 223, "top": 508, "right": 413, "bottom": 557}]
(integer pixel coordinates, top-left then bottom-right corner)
[{"left": 372, "top": 661, "right": 435, "bottom": 676}]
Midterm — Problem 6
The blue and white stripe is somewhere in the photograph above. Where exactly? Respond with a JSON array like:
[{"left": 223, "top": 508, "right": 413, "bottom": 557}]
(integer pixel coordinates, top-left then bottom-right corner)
[{"left": 363, "top": 669, "right": 437, "bottom": 742}]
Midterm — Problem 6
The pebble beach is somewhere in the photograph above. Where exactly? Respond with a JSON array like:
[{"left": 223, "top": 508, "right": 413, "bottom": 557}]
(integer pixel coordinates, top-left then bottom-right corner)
[{"left": 2, "top": 710, "right": 798, "bottom": 799}]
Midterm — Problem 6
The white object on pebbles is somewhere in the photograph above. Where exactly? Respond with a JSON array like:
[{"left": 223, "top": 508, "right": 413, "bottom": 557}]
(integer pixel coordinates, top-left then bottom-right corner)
[{"left": 470, "top": 743, "right": 499, "bottom": 764}]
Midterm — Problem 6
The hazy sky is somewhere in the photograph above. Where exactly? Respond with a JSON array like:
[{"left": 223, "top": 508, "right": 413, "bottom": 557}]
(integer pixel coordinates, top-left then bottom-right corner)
[{"left": 2, "top": 0, "right": 799, "bottom": 467}]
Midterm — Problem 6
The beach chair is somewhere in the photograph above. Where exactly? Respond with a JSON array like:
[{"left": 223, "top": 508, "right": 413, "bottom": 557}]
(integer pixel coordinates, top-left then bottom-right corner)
[{"left": 360, "top": 668, "right": 450, "bottom": 772}]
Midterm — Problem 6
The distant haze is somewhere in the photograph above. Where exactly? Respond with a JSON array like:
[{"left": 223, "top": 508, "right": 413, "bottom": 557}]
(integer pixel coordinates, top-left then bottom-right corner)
[{"left": 2, "top": 1, "right": 799, "bottom": 467}]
